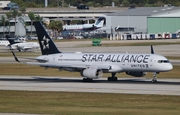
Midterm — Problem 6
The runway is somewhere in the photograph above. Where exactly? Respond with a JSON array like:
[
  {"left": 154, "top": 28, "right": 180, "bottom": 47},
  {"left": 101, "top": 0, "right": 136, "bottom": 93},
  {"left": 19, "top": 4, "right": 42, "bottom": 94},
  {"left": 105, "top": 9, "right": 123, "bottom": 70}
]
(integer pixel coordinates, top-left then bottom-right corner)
[{"left": 0, "top": 76, "right": 180, "bottom": 96}]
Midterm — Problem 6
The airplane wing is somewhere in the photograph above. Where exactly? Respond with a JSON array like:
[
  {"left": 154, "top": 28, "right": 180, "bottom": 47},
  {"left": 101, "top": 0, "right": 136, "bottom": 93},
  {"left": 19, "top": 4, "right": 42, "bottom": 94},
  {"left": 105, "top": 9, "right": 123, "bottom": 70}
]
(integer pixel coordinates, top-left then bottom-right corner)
[{"left": 26, "top": 62, "right": 112, "bottom": 70}]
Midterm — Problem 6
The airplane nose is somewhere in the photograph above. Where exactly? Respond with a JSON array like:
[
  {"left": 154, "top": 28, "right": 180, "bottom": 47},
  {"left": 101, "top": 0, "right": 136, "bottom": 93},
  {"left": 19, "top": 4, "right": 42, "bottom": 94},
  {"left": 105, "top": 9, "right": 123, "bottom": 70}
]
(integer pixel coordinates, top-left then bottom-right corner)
[{"left": 167, "top": 64, "right": 173, "bottom": 71}]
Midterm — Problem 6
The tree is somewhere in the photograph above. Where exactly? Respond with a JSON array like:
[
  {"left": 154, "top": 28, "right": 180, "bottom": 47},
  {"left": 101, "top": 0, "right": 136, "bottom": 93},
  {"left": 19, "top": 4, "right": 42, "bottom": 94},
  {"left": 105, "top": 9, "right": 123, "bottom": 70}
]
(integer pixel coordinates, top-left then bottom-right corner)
[
  {"left": 11, "top": 9, "right": 21, "bottom": 35},
  {"left": 86, "top": 1, "right": 94, "bottom": 7},
  {"left": 5, "top": 12, "right": 12, "bottom": 34},
  {"left": 122, "top": 0, "right": 130, "bottom": 6},
  {"left": 0, "top": 15, "right": 6, "bottom": 37},
  {"left": 35, "top": 14, "right": 42, "bottom": 22},
  {"left": 28, "top": 12, "right": 35, "bottom": 35},
  {"left": 19, "top": 6, "right": 26, "bottom": 15},
  {"left": 48, "top": 20, "right": 63, "bottom": 39}
]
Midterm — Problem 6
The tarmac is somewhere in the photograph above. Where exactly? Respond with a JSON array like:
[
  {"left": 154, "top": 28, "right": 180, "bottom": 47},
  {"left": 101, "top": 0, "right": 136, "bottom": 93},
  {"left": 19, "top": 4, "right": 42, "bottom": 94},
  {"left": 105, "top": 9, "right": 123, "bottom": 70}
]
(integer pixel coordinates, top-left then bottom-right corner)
[{"left": 0, "top": 76, "right": 180, "bottom": 96}]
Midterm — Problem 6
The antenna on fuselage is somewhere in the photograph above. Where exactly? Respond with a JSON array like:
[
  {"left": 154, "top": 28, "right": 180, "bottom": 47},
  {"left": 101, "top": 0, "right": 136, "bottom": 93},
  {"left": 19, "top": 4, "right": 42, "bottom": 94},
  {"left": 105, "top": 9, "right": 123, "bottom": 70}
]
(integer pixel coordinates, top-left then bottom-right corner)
[{"left": 151, "top": 45, "right": 154, "bottom": 54}]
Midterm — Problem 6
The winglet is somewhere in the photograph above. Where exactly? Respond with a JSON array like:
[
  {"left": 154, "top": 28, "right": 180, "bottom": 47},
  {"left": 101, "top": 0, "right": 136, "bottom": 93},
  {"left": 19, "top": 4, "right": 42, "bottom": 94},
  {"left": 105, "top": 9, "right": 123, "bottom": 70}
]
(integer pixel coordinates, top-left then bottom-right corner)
[
  {"left": 151, "top": 45, "right": 154, "bottom": 54},
  {"left": 10, "top": 49, "right": 20, "bottom": 62}
]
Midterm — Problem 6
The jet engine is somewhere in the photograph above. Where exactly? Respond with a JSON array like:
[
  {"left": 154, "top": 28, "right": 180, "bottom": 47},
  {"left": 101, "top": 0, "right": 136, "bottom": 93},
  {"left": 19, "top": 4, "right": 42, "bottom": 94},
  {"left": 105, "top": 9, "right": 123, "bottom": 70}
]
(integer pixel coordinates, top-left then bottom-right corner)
[
  {"left": 126, "top": 72, "right": 147, "bottom": 77},
  {"left": 81, "top": 67, "right": 103, "bottom": 79}
]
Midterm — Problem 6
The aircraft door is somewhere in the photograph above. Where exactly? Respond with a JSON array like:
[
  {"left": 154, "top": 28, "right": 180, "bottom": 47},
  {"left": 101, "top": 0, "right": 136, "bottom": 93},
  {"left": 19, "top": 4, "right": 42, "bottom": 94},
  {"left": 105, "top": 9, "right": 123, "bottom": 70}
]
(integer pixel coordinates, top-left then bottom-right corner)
[{"left": 149, "top": 57, "right": 154, "bottom": 67}]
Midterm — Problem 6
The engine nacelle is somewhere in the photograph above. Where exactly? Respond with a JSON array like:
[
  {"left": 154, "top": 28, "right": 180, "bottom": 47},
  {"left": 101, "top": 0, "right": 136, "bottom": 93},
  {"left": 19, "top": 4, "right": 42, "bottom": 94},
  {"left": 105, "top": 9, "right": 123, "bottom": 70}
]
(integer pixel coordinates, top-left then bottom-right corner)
[
  {"left": 81, "top": 67, "right": 103, "bottom": 79},
  {"left": 126, "top": 72, "right": 147, "bottom": 77}
]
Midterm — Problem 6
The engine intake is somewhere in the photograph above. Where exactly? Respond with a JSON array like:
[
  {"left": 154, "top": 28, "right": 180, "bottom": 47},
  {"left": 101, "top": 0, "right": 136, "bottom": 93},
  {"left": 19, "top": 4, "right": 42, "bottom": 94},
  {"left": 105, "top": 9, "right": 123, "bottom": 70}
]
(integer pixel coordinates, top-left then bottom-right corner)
[{"left": 81, "top": 67, "right": 103, "bottom": 79}]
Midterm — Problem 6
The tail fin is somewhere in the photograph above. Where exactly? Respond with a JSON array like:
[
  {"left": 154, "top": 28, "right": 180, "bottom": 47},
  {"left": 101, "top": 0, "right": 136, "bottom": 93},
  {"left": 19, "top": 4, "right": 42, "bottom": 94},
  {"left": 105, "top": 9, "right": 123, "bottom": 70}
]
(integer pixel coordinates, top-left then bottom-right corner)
[
  {"left": 33, "top": 22, "right": 61, "bottom": 55},
  {"left": 94, "top": 17, "right": 105, "bottom": 28}
]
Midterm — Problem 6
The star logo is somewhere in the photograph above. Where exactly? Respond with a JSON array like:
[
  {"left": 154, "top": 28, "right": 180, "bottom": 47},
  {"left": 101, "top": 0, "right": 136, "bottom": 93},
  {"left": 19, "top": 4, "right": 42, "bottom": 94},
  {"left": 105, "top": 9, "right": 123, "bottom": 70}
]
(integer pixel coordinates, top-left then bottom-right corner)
[{"left": 41, "top": 36, "right": 50, "bottom": 50}]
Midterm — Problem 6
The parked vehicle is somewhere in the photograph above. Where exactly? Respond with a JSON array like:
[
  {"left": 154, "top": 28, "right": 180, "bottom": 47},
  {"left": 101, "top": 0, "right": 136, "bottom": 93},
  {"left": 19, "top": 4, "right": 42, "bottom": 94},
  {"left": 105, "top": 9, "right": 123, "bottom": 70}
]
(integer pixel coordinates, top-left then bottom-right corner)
[
  {"left": 57, "top": 36, "right": 64, "bottom": 40},
  {"left": 2, "top": 2, "right": 19, "bottom": 10},
  {"left": 77, "top": 4, "right": 89, "bottom": 10},
  {"left": 74, "top": 35, "right": 84, "bottom": 39}
]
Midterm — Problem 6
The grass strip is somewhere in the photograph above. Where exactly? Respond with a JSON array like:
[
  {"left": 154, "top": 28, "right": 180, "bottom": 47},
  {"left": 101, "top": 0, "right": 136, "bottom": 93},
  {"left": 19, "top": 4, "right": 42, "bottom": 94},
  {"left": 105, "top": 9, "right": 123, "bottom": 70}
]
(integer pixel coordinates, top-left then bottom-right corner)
[{"left": 0, "top": 90, "right": 179, "bottom": 115}]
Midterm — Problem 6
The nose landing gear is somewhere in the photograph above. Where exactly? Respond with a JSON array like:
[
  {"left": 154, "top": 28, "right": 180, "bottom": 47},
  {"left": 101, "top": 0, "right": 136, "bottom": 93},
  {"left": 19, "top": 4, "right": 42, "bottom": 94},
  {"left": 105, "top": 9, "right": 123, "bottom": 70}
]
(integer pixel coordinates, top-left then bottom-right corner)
[{"left": 152, "top": 72, "right": 158, "bottom": 83}]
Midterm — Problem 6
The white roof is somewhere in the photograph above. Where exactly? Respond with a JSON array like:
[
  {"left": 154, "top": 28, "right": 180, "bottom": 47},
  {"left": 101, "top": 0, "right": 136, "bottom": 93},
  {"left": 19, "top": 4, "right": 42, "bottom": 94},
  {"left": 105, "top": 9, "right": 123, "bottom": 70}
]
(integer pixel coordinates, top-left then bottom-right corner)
[
  {"left": 150, "top": 12, "right": 180, "bottom": 17},
  {"left": 107, "top": 7, "right": 180, "bottom": 16}
]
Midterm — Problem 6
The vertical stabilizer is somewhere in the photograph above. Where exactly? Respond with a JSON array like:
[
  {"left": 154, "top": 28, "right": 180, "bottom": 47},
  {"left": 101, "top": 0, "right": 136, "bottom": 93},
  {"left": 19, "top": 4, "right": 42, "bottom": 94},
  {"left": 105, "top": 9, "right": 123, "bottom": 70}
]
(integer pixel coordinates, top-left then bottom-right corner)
[
  {"left": 94, "top": 17, "right": 105, "bottom": 28},
  {"left": 33, "top": 22, "right": 61, "bottom": 55}
]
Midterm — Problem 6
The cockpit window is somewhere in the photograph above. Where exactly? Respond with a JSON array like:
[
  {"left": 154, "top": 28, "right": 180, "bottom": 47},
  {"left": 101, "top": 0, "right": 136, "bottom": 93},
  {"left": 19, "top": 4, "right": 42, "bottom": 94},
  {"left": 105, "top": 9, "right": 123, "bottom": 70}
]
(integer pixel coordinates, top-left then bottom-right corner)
[{"left": 158, "top": 60, "right": 170, "bottom": 63}]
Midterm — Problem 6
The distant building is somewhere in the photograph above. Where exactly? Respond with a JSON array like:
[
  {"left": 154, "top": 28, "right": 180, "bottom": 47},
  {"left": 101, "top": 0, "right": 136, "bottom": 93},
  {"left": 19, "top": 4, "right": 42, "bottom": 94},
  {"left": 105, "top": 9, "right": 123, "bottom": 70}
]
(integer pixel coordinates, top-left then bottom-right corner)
[
  {"left": 0, "top": 16, "right": 36, "bottom": 36},
  {"left": 105, "top": 7, "right": 180, "bottom": 34},
  {"left": 2, "top": 2, "right": 19, "bottom": 10},
  {"left": 0, "top": 1, "right": 10, "bottom": 8}
]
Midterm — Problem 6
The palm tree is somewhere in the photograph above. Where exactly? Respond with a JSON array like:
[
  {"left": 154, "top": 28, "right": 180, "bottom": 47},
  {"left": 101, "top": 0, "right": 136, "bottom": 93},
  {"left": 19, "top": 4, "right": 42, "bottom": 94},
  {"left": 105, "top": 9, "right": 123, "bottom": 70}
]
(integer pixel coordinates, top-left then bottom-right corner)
[
  {"left": 56, "top": 20, "right": 63, "bottom": 32},
  {"left": 49, "top": 20, "right": 63, "bottom": 39},
  {"left": 48, "top": 21, "right": 56, "bottom": 38},
  {"left": 28, "top": 12, "right": 35, "bottom": 35},
  {"left": 19, "top": 6, "right": 26, "bottom": 16},
  {"left": 0, "top": 15, "right": 6, "bottom": 37},
  {"left": 5, "top": 12, "right": 12, "bottom": 34},
  {"left": 11, "top": 9, "right": 21, "bottom": 35},
  {"left": 35, "top": 14, "right": 42, "bottom": 22}
]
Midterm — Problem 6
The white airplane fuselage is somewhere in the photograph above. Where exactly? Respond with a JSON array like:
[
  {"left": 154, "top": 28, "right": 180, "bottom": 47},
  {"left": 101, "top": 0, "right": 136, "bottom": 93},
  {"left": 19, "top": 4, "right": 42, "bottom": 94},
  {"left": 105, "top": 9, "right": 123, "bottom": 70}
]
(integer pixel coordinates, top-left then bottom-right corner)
[
  {"left": 63, "top": 24, "right": 94, "bottom": 31},
  {"left": 11, "top": 42, "right": 39, "bottom": 51},
  {"left": 0, "top": 40, "right": 9, "bottom": 46},
  {"left": 36, "top": 53, "right": 173, "bottom": 73},
  {"left": 63, "top": 17, "right": 105, "bottom": 31}
]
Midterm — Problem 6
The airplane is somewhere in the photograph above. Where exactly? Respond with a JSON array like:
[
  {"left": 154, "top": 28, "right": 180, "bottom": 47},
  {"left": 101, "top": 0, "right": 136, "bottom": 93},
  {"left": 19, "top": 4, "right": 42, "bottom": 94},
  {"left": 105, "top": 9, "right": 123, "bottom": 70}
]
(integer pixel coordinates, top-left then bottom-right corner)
[
  {"left": 6, "top": 35, "right": 40, "bottom": 52},
  {"left": 0, "top": 37, "right": 24, "bottom": 46},
  {"left": 10, "top": 22, "right": 173, "bottom": 83},
  {"left": 63, "top": 17, "right": 105, "bottom": 31},
  {"left": 0, "top": 39, "right": 10, "bottom": 46}
]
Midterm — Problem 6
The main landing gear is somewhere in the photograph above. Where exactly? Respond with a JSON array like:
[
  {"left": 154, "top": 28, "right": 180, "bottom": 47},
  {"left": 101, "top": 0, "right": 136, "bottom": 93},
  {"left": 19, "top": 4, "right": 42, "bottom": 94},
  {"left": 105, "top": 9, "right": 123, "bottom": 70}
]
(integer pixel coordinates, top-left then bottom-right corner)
[
  {"left": 108, "top": 73, "right": 118, "bottom": 81},
  {"left": 152, "top": 72, "right": 158, "bottom": 83}
]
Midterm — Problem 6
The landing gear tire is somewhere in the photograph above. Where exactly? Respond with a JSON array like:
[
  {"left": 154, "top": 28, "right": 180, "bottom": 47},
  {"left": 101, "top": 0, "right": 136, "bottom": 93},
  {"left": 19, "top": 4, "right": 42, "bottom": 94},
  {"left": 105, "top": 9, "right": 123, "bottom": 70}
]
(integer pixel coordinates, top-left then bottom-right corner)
[
  {"left": 108, "top": 77, "right": 117, "bottom": 81},
  {"left": 151, "top": 79, "right": 157, "bottom": 83},
  {"left": 108, "top": 73, "right": 118, "bottom": 81},
  {"left": 83, "top": 78, "right": 93, "bottom": 82},
  {"left": 152, "top": 72, "right": 158, "bottom": 83}
]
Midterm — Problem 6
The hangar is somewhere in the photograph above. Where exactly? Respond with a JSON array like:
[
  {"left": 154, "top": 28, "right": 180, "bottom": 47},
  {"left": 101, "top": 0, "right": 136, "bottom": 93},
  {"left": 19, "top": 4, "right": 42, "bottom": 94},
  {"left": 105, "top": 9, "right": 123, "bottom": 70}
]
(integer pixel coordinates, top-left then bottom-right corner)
[
  {"left": 148, "top": 12, "right": 180, "bottom": 34},
  {"left": 105, "top": 7, "right": 180, "bottom": 34}
]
